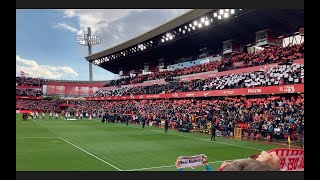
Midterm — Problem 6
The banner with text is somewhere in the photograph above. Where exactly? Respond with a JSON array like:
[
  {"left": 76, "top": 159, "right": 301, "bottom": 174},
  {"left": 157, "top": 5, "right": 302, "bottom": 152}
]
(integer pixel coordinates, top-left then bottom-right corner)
[
  {"left": 268, "top": 148, "right": 304, "bottom": 171},
  {"left": 86, "top": 84, "right": 304, "bottom": 101}
]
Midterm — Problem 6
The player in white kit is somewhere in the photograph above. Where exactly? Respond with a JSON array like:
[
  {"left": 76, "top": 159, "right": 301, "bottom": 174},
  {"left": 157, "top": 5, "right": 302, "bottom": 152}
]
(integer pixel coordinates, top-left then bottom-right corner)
[{"left": 49, "top": 112, "right": 53, "bottom": 120}]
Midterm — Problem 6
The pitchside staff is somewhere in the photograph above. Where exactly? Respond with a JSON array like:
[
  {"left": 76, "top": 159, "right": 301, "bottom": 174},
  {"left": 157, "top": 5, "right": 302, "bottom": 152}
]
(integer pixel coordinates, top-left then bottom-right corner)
[
  {"left": 139, "top": 114, "right": 146, "bottom": 129},
  {"left": 211, "top": 122, "right": 218, "bottom": 141},
  {"left": 125, "top": 115, "right": 130, "bottom": 126},
  {"left": 165, "top": 119, "right": 169, "bottom": 133}
]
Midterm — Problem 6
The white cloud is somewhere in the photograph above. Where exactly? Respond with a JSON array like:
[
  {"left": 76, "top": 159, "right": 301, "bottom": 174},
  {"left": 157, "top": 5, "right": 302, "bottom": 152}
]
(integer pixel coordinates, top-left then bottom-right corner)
[
  {"left": 16, "top": 55, "right": 79, "bottom": 79},
  {"left": 56, "top": 9, "right": 191, "bottom": 48},
  {"left": 53, "top": 22, "right": 80, "bottom": 34}
]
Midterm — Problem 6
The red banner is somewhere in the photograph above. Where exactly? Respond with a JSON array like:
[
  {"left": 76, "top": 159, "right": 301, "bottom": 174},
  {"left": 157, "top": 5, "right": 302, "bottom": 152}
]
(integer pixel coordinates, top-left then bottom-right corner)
[
  {"left": 268, "top": 148, "right": 304, "bottom": 171},
  {"left": 16, "top": 110, "right": 32, "bottom": 114},
  {"left": 45, "top": 83, "right": 104, "bottom": 96},
  {"left": 86, "top": 84, "right": 304, "bottom": 101},
  {"left": 16, "top": 96, "right": 43, "bottom": 100}
]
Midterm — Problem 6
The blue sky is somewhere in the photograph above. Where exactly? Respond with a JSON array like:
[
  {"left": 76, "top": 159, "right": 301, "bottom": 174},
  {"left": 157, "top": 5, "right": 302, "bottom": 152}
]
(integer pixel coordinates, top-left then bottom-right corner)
[{"left": 16, "top": 9, "right": 190, "bottom": 81}]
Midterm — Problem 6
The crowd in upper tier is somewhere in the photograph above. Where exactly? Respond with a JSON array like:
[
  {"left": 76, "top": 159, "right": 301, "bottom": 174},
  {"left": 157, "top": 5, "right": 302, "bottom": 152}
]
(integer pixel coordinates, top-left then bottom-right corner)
[
  {"left": 105, "top": 43, "right": 304, "bottom": 87},
  {"left": 92, "top": 62, "right": 304, "bottom": 97}
]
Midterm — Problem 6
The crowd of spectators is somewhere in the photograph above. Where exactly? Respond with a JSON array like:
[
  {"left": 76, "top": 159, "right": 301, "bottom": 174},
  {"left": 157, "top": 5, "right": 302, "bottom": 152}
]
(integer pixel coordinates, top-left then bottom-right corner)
[
  {"left": 16, "top": 94, "right": 304, "bottom": 143},
  {"left": 16, "top": 99, "right": 58, "bottom": 112},
  {"left": 104, "top": 43, "right": 304, "bottom": 87},
  {"left": 16, "top": 88, "right": 43, "bottom": 97},
  {"left": 16, "top": 76, "right": 43, "bottom": 87},
  {"left": 92, "top": 63, "right": 304, "bottom": 97}
]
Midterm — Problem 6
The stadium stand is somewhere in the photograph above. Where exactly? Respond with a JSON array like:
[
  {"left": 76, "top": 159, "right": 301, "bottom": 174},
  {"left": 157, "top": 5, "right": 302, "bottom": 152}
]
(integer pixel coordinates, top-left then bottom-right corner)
[
  {"left": 16, "top": 76, "right": 43, "bottom": 86},
  {"left": 104, "top": 43, "right": 304, "bottom": 87},
  {"left": 92, "top": 62, "right": 304, "bottom": 97}
]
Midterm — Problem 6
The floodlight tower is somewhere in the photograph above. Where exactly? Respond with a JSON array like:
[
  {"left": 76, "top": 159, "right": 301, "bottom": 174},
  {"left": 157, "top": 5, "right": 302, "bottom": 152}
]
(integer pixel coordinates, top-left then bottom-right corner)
[{"left": 77, "top": 27, "right": 101, "bottom": 81}]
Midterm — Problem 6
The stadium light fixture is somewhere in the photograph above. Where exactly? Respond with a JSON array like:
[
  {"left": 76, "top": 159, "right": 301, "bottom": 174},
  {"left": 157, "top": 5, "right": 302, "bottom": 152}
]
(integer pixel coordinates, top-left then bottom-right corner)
[
  {"left": 210, "top": 18, "right": 213, "bottom": 22},
  {"left": 220, "top": 10, "right": 224, "bottom": 15},
  {"left": 218, "top": 15, "right": 222, "bottom": 20},
  {"left": 224, "top": 13, "right": 229, "bottom": 18},
  {"left": 77, "top": 27, "right": 101, "bottom": 81},
  {"left": 225, "top": 9, "right": 229, "bottom": 12},
  {"left": 204, "top": 21, "right": 209, "bottom": 26},
  {"left": 198, "top": 23, "right": 202, "bottom": 28},
  {"left": 150, "top": 40, "right": 153, "bottom": 43},
  {"left": 192, "top": 26, "right": 196, "bottom": 30},
  {"left": 169, "top": 35, "right": 173, "bottom": 40},
  {"left": 182, "top": 30, "right": 185, "bottom": 34},
  {"left": 179, "top": 28, "right": 181, "bottom": 32},
  {"left": 231, "top": 9, "right": 235, "bottom": 14},
  {"left": 189, "top": 24, "right": 192, "bottom": 27},
  {"left": 188, "top": 28, "right": 191, "bottom": 32},
  {"left": 193, "top": 21, "right": 198, "bottom": 26},
  {"left": 165, "top": 37, "right": 169, "bottom": 41},
  {"left": 201, "top": 17, "right": 205, "bottom": 23},
  {"left": 240, "top": 9, "right": 242, "bottom": 10},
  {"left": 214, "top": 13, "right": 217, "bottom": 17},
  {"left": 161, "top": 39, "right": 165, "bottom": 42},
  {"left": 166, "top": 33, "right": 170, "bottom": 37},
  {"left": 185, "top": 26, "right": 187, "bottom": 29}
]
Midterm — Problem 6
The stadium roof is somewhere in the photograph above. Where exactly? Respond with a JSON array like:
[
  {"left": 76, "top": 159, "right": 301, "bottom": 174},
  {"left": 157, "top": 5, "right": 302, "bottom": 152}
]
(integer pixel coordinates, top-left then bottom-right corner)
[{"left": 85, "top": 9, "right": 304, "bottom": 74}]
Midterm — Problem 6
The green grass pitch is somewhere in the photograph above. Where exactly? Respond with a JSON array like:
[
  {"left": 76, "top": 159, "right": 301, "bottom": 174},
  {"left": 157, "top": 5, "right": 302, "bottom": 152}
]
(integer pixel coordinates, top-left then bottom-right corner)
[{"left": 16, "top": 114, "right": 285, "bottom": 171}]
